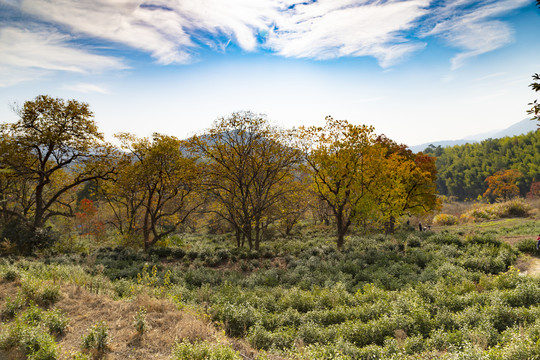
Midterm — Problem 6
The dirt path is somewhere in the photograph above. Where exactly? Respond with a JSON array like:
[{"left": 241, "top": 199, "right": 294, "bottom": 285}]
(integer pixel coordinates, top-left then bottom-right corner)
[{"left": 517, "top": 256, "right": 540, "bottom": 276}]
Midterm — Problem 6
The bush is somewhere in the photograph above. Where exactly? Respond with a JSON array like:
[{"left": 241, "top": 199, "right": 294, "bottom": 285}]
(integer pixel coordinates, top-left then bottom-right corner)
[
  {"left": 0, "top": 219, "right": 58, "bottom": 255},
  {"left": 171, "top": 340, "right": 241, "bottom": 360},
  {"left": 0, "top": 320, "right": 59, "bottom": 360},
  {"left": 211, "top": 303, "right": 259, "bottom": 337},
  {"left": 133, "top": 307, "right": 147, "bottom": 335},
  {"left": 22, "top": 279, "right": 61, "bottom": 307},
  {"left": 433, "top": 214, "right": 458, "bottom": 226},
  {"left": 2, "top": 293, "right": 26, "bottom": 319},
  {"left": 44, "top": 308, "right": 69, "bottom": 336},
  {"left": 3, "top": 267, "right": 20, "bottom": 282},
  {"left": 81, "top": 321, "right": 110, "bottom": 355},
  {"left": 515, "top": 238, "right": 538, "bottom": 253}
]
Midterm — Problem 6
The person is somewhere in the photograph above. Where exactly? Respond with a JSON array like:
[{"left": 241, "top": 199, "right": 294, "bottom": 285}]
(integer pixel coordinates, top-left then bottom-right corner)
[
  {"left": 537, "top": 234, "right": 540, "bottom": 251},
  {"left": 418, "top": 222, "right": 423, "bottom": 232}
]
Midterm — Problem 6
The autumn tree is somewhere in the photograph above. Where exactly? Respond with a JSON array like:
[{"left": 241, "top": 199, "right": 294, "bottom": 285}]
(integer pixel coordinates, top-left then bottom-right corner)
[
  {"left": 483, "top": 169, "right": 522, "bottom": 202},
  {"left": 375, "top": 135, "right": 440, "bottom": 233},
  {"left": 189, "top": 112, "right": 302, "bottom": 251},
  {"left": 99, "top": 133, "right": 201, "bottom": 250},
  {"left": 298, "top": 117, "right": 381, "bottom": 249},
  {"left": 273, "top": 170, "right": 312, "bottom": 236},
  {"left": 0, "top": 95, "right": 114, "bottom": 232},
  {"left": 527, "top": 181, "right": 540, "bottom": 199}
]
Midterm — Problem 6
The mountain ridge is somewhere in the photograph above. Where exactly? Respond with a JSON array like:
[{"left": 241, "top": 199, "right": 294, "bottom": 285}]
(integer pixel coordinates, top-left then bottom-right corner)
[{"left": 410, "top": 118, "right": 538, "bottom": 153}]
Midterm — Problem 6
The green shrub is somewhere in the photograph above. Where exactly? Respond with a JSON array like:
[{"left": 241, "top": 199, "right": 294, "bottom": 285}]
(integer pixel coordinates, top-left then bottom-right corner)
[
  {"left": 2, "top": 293, "right": 26, "bottom": 319},
  {"left": 211, "top": 302, "right": 259, "bottom": 337},
  {"left": 44, "top": 308, "right": 69, "bottom": 336},
  {"left": 3, "top": 267, "right": 20, "bottom": 282},
  {"left": 0, "top": 219, "right": 58, "bottom": 255},
  {"left": 171, "top": 340, "right": 241, "bottom": 360},
  {"left": 22, "top": 302, "right": 44, "bottom": 325},
  {"left": 20, "top": 327, "right": 58, "bottom": 360},
  {"left": 247, "top": 325, "right": 274, "bottom": 350},
  {"left": 0, "top": 320, "right": 59, "bottom": 360},
  {"left": 133, "top": 307, "right": 147, "bottom": 335},
  {"left": 22, "top": 279, "right": 61, "bottom": 306},
  {"left": 515, "top": 238, "right": 538, "bottom": 253},
  {"left": 81, "top": 321, "right": 110, "bottom": 354}
]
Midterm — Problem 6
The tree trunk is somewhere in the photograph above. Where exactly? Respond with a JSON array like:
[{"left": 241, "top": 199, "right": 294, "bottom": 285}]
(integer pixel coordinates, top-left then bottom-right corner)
[{"left": 143, "top": 209, "right": 151, "bottom": 251}]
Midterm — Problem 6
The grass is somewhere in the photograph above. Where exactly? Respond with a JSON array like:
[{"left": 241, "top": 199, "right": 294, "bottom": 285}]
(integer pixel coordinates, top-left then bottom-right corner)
[{"left": 1, "top": 201, "right": 540, "bottom": 359}]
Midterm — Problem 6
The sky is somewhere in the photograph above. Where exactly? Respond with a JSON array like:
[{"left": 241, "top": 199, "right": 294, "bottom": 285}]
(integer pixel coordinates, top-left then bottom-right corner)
[{"left": 0, "top": 0, "right": 539, "bottom": 147}]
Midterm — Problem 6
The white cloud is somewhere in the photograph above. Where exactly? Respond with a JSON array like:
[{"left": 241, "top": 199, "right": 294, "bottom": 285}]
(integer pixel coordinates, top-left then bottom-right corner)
[
  {"left": 422, "top": 0, "right": 530, "bottom": 69},
  {"left": 10, "top": 0, "right": 287, "bottom": 64},
  {"left": 0, "top": 27, "right": 126, "bottom": 87},
  {"left": 0, "top": 0, "right": 532, "bottom": 82},
  {"left": 267, "top": 0, "right": 430, "bottom": 67},
  {"left": 63, "top": 83, "right": 110, "bottom": 94}
]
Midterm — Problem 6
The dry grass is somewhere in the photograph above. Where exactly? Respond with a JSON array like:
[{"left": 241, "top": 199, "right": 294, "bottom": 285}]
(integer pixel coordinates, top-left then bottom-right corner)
[
  {"left": 56, "top": 285, "right": 226, "bottom": 359},
  {"left": 0, "top": 279, "right": 253, "bottom": 360}
]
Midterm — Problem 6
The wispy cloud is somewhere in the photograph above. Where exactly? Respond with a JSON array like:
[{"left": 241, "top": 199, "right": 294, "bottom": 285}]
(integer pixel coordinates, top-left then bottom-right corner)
[
  {"left": 267, "top": 0, "right": 430, "bottom": 67},
  {"left": 0, "top": 26, "right": 126, "bottom": 87},
  {"left": 421, "top": 0, "right": 530, "bottom": 69},
  {"left": 63, "top": 83, "right": 110, "bottom": 94},
  {"left": 0, "top": 0, "right": 532, "bottom": 85},
  {"left": 9, "top": 0, "right": 285, "bottom": 64}
]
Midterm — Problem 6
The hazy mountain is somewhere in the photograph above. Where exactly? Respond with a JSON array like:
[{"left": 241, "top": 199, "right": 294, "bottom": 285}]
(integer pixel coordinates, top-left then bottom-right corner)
[{"left": 410, "top": 118, "right": 538, "bottom": 153}]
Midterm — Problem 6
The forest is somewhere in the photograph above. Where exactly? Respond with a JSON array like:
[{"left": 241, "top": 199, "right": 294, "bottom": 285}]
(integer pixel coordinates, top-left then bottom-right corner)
[
  {"left": 0, "top": 95, "right": 539, "bottom": 360},
  {"left": 424, "top": 131, "right": 540, "bottom": 201}
]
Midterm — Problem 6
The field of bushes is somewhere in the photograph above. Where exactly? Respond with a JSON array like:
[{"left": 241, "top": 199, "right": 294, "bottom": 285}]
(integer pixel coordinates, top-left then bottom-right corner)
[{"left": 1, "top": 207, "right": 540, "bottom": 359}]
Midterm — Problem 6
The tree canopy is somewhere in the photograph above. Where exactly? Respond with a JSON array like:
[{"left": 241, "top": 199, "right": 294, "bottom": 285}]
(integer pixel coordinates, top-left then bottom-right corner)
[{"left": 0, "top": 95, "right": 114, "bottom": 229}]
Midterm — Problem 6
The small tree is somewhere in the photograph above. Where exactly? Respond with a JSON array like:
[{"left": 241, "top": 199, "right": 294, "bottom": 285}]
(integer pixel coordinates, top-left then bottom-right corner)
[
  {"left": 483, "top": 169, "right": 522, "bottom": 202},
  {"left": 527, "top": 181, "right": 540, "bottom": 199}
]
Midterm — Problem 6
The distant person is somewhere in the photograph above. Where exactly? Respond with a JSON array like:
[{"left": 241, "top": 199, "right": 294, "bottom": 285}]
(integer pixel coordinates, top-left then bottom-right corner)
[
  {"left": 537, "top": 234, "right": 540, "bottom": 251},
  {"left": 418, "top": 222, "right": 423, "bottom": 232}
]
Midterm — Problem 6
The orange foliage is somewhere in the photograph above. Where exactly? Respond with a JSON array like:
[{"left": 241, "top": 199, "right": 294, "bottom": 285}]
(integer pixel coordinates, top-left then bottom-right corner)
[{"left": 483, "top": 169, "right": 522, "bottom": 202}]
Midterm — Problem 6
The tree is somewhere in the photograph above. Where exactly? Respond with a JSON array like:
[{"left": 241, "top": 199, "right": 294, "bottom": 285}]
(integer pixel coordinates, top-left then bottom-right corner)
[
  {"left": 528, "top": 73, "right": 540, "bottom": 128},
  {"left": 529, "top": 1, "right": 540, "bottom": 127},
  {"left": 99, "top": 133, "right": 201, "bottom": 250},
  {"left": 375, "top": 135, "right": 440, "bottom": 233},
  {"left": 0, "top": 95, "right": 114, "bottom": 230},
  {"left": 189, "top": 112, "right": 302, "bottom": 251},
  {"left": 483, "top": 169, "right": 522, "bottom": 202},
  {"left": 298, "top": 117, "right": 380, "bottom": 249},
  {"left": 526, "top": 181, "right": 540, "bottom": 199}
]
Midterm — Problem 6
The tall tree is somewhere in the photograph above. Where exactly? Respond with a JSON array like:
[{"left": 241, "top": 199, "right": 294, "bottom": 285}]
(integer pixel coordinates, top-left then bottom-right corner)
[
  {"left": 189, "top": 112, "right": 302, "bottom": 251},
  {"left": 0, "top": 95, "right": 114, "bottom": 229},
  {"left": 298, "top": 117, "right": 380, "bottom": 249},
  {"left": 100, "top": 133, "right": 201, "bottom": 250}
]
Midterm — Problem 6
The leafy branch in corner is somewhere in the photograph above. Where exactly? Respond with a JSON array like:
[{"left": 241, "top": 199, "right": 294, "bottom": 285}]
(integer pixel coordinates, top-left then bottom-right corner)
[{"left": 529, "top": 73, "right": 540, "bottom": 128}]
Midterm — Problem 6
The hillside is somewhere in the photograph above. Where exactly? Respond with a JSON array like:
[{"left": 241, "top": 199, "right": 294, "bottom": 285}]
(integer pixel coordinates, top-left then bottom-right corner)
[
  {"left": 1, "top": 215, "right": 540, "bottom": 359},
  {"left": 423, "top": 131, "right": 540, "bottom": 200}
]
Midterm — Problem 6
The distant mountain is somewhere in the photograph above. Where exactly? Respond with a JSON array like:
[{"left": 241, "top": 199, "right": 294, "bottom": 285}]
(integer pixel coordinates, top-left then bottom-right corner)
[{"left": 410, "top": 118, "right": 538, "bottom": 153}]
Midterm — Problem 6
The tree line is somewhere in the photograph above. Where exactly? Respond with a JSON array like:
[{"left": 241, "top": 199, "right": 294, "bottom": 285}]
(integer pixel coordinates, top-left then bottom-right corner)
[
  {"left": 0, "top": 95, "right": 439, "bottom": 253},
  {"left": 423, "top": 131, "right": 540, "bottom": 201}
]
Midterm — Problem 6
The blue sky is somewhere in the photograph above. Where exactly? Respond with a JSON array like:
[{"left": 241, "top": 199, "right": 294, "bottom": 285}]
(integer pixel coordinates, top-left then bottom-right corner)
[{"left": 1, "top": 0, "right": 539, "bottom": 146}]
